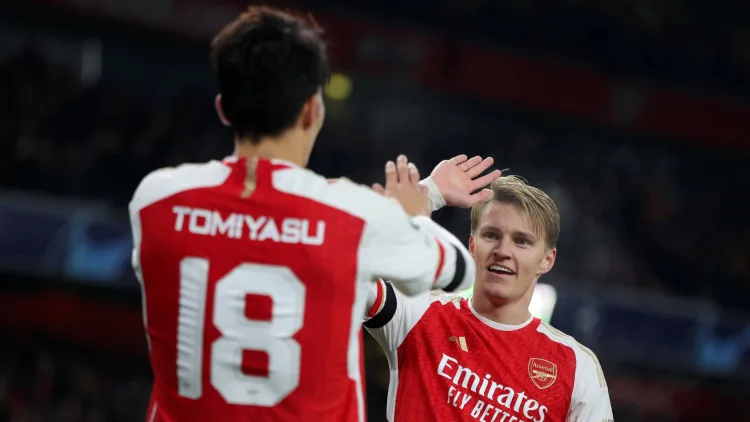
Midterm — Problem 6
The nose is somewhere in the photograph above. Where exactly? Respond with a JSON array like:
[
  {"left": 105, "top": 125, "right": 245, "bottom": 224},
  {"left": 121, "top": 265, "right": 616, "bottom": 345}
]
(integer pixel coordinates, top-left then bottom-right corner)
[{"left": 492, "top": 237, "right": 513, "bottom": 259}]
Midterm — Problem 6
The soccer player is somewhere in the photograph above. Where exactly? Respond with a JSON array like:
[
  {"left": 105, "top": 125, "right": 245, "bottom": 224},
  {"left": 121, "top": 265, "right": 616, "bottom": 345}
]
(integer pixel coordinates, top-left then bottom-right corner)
[
  {"left": 128, "top": 6, "right": 477, "bottom": 422},
  {"left": 366, "top": 174, "right": 614, "bottom": 422}
]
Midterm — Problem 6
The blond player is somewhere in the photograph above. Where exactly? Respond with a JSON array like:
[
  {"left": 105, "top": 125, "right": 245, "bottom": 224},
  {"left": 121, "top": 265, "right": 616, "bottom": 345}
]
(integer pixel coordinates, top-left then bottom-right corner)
[{"left": 366, "top": 165, "right": 614, "bottom": 422}]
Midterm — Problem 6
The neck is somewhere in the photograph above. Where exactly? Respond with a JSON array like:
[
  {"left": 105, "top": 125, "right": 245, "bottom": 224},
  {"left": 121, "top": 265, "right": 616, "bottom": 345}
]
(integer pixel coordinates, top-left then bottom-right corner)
[
  {"left": 234, "top": 132, "right": 307, "bottom": 167},
  {"left": 470, "top": 287, "right": 534, "bottom": 326}
]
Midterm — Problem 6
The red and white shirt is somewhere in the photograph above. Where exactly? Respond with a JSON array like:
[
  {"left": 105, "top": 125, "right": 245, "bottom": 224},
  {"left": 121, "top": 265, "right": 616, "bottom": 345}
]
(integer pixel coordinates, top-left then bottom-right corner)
[
  {"left": 128, "top": 157, "right": 474, "bottom": 422},
  {"left": 365, "top": 281, "right": 613, "bottom": 422}
]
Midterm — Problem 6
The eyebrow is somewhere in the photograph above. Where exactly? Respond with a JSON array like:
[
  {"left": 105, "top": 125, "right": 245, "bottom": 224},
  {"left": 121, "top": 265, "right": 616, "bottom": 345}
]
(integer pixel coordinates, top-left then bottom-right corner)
[{"left": 481, "top": 225, "right": 538, "bottom": 240}]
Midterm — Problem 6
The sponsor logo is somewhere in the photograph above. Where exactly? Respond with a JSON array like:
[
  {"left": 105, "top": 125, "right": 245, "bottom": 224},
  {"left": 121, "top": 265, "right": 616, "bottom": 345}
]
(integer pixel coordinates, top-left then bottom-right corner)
[
  {"left": 528, "top": 358, "right": 557, "bottom": 390},
  {"left": 437, "top": 353, "right": 548, "bottom": 422}
]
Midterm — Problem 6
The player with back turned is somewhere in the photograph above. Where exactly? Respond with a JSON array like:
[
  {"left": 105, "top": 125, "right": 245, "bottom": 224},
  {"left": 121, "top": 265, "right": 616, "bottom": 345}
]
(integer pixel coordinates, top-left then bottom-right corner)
[
  {"left": 128, "top": 6, "right": 476, "bottom": 422},
  {"left": 366, "top": 165, "right": 614, "bottom": 421}
]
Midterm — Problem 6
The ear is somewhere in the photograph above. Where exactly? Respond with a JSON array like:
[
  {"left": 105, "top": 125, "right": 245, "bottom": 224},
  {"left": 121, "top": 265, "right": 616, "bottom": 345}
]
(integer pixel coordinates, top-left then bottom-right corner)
[
  {"left": 468, "top": 234, "right": 475, "bottom": 257},
  {"left": 300, "top": 93, "right": 323, "bottom": 130},
  {"left": 537, "top": 247, "right": 556, "bottom": 276},
  {"left": 215, "top": 94, "right": 231, "bottom": 127}
]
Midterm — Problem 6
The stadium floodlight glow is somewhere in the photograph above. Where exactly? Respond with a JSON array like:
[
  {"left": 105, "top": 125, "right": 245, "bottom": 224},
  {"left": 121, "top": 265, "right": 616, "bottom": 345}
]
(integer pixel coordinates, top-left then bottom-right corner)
[
  {"left": 458, "top": 282, "right": 558, "bottom": 323},
  {"left": 528, "top": 283, "right": 557, "bottom": 323},
  {"left": 324, "top": 73, "right": 352, "bottom": 100}
]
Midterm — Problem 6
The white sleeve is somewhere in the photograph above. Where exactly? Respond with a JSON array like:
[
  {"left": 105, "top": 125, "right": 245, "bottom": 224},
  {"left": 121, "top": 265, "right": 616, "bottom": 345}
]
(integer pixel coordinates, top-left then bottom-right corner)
[
  {"left": 420, "top": 177, "right": 446, "bottom": 212},
  {"left": 128, "top": 161, "right": 231, "bottom": 276},
  {"left": 355, "top": 186, "right": 475, "bottom": 296},
  {"left": 363, "top": 279, "right": 433, "bottom": 351},
  {"left": 567, "top": 347, "right": 614, "bottom": 422}
]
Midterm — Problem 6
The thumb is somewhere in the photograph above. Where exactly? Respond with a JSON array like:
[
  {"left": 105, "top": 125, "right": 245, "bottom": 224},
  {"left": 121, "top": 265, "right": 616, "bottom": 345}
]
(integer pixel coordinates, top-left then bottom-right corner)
[
  {"left": 372, "top": 183, "right": 386, "bottom": 195},
  {"left": 418, "top": 184, "right": 430, "bottom": 202},
  {"left": 420, "top": 186, "right": 432, "bottom": 216}
]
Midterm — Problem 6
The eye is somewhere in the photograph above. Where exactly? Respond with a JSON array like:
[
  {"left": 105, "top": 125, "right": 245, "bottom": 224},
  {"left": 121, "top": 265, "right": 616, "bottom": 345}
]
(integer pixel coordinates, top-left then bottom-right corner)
[
  {"left": 515, "top": 238, "right": 532, "bottom": 246},
  {"left": 483, "top": 232, "right": 498, "bottom": 240}
]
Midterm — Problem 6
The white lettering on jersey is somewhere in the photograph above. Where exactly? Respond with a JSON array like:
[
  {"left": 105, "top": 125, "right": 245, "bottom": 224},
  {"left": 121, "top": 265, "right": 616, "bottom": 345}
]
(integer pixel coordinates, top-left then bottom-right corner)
[
  {"left": 172, "top": 206, "right": 325, "bottom": 245},
  {"left": 437, "top": 353, "right": 548, "bottom": 422}
]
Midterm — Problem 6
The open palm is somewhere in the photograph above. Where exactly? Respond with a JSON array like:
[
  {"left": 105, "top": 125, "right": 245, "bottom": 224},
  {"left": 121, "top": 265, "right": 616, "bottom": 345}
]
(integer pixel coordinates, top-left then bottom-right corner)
[{"left": 428, "top": 155, "right": 502, "bottom": 208}]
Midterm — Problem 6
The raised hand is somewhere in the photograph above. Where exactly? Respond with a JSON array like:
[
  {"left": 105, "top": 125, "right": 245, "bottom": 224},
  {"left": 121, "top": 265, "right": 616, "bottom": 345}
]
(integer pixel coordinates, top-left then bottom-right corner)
[
  {"left": 372, "top": 155, "right": 431, "bottom": 217},
  {"left": 426, "top": 155, "right": 502, "bottom": 208}
]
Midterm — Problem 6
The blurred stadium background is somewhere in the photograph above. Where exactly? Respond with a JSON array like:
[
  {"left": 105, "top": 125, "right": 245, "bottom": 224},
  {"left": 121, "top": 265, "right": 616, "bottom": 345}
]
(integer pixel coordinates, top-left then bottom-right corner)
[{"left": 2, "top": 1, "right": 750, "bottom": 421}]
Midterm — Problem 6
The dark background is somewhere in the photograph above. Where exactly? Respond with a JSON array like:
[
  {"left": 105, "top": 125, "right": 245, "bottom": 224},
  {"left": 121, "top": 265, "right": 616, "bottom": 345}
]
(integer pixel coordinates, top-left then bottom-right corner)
[{"left": 1, "top": 1, "right": 750, "bottom": 421}]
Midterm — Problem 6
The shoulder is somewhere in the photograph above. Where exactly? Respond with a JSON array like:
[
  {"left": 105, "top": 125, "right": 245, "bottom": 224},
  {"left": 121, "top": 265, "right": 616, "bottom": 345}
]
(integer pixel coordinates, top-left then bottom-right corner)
[
  {"left": 535, "top": 320, "right": 607, "bottom": 388},
  {"left": 272, "top": 168, "right": 407, "bottom": 224},
  {"left": 129, "top": 161, "right": 230, "bottom": 214}
]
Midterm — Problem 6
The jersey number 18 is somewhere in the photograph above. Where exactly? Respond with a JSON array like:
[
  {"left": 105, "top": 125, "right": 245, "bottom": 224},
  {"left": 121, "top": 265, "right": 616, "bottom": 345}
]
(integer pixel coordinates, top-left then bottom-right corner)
[{"left": 175, "top": 258, "right": 305, "bottom": 406}]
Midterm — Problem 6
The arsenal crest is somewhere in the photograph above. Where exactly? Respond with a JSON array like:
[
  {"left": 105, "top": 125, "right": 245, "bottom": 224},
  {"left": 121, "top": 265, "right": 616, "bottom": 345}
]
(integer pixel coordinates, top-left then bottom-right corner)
[{"left": 528, "top": 358, "right": 557, "bottom": 389}]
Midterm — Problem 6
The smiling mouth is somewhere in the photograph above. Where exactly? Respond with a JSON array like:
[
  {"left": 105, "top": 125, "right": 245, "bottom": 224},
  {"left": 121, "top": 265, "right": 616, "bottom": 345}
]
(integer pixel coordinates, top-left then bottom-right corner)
[{"left": 487, "top": 265, "right": 515, "bottom": 276}]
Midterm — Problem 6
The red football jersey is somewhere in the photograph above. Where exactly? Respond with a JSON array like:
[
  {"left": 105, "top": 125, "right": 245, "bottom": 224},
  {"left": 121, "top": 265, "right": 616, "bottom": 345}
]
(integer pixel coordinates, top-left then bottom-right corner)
[
  {"left": 365, "top": 281, "right": 613, "bottom": 422},
  {"left": 128, "top": 157, "right": 474, "bottom": 422}
]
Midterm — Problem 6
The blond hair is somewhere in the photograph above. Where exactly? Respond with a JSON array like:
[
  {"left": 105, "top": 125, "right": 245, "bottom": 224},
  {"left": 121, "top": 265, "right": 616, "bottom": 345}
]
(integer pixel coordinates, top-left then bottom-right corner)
[{"left": 469, "top": 175, "right": 560, "bottom": 249}]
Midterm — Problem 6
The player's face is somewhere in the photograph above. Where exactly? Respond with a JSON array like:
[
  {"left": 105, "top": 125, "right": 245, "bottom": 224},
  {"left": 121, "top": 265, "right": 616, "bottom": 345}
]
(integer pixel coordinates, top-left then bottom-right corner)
[{"left": 469, "top": 201, "right": 556, "bottom": 304}]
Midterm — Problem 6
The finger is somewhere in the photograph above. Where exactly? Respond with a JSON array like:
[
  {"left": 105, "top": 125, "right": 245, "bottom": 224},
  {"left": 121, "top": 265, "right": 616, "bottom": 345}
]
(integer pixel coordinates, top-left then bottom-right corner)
[
  {"left": 466, "top": 157, "right": 495, "bottom": 179},
  {"left": 467, "top": 189, "right": 493, "bottom": 206},
  {"left": 449, "top": 154, "right": 468, "bottom": 165},
  {"left": 458, "top": 155, "right": 482, "bottom": 172},
  {"left": 385, "top": 160, "right": 398, "bottom": 187},
  {"left": 396, "top": 154, "right": 409, "bottom": 184},
  {"left": 419, "top": 182, "right": 431, "bottom": 200},
  {"left": 420, "top": 184, "right": 430, "bottom": 199},
  {"left": 408, "top": 162, "right": 421, "bottom": 188},
  {"left": 470, "top": 169, "right": 502, "bottom": 191},
  {"left": 372, "top": 183, "right": 385, "bottom": 195}
]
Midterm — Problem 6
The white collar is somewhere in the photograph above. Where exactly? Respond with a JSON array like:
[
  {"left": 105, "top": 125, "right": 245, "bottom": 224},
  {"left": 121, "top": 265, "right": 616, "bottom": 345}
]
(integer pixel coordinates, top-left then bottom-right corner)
[{"left": 468, "top": 298, "right": 534, "bottom": 331}]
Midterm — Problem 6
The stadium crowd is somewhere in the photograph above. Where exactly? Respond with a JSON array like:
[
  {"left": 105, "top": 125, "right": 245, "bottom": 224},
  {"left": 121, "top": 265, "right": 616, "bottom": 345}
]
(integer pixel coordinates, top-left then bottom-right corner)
[
  {"left": 312, "top": 0, "right": 750, "bottom": 97},
  {"left": 0, "top": 341, "right": 150, "bottom": 422},
  {"left": 1, "top": 47, "right": 748, "bottom": 310}
]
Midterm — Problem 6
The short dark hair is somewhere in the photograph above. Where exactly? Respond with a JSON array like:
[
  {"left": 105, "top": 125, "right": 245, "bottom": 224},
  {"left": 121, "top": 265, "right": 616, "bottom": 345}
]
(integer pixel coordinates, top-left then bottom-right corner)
[{"left": 211, "top": 6, "right": 330, "bottom": 141}]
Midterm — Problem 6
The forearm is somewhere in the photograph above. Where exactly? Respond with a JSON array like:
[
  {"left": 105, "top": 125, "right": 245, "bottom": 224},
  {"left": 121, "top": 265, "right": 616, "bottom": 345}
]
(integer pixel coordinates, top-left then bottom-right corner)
[{"left": 410, "top": 216, "right": 474, "bottom": 292}]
